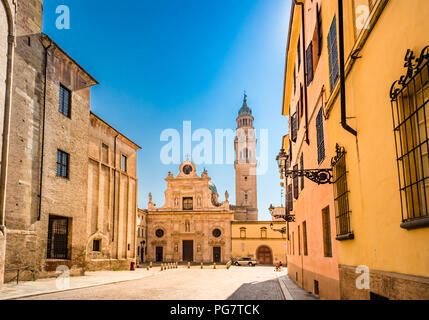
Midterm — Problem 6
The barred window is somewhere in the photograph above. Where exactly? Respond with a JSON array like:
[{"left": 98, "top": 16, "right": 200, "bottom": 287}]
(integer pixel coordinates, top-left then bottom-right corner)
[
  {"left": 183, "top": 197, "right": 193, "bottom": 210},
  {"left": 47, "top": 215, "right": 69, "bottom": 259},
  {"left": 56, "top": 150, "right": 69, "bottom": 179},
  {"left": 59, "top": 84, "right": 71, "bottom": 118},
  {"left": 332, "top": 145, "right": 354, "bottom": 240},
  {"left": 328, "top": 16, "right": 339, "bottom": 92},
  {"left": 293, "top": 164, "right": 299, "bottom": 200},
  {"left": 322, "top": 206, "right": 332, "bottom": 257},
  {"left": 316, "top": 108, "right": 326, "bottom": 164},
  {"left": 390, "top": 47, "right": 429, "bottom": 228},
  {"left": 306, "top": 42, "right": 314, "bottom": 86}
]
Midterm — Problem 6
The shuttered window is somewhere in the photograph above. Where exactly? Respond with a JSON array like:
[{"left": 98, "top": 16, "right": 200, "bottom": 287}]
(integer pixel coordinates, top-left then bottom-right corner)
[
  {"left": 316, "top": 108, "right": 325, "bottom": 164},
  {"left": 316, "top": 3, "right": 323, "bottom": 57},
  {"left": 287, "top": 184, "right": 293, "bottom": 214},
  {"left": 303, "top": 221, "right": 308, "bottom": 256},
  {"left": 293, "top": 164, "right": 299, "bottom": 200},
  {"left": 322, "top": 206, "right": 332, "bottom": 257},
  {"left": 297, "top": 36, "right": 301, "bottom": 69},
  {"left": 328, "top": 16, "right": 339, "bottom": 92},
  {"left": 300, "top": 154, "right": 304, "bottom": 190},
  {"left": 56, "top": 150, "right": 69, "bottom": 179},
  {"left": 306, "top": 42, "right": 314, "bottom": 86},
  {"left": 291, "top": 112, "right": 298, "bottom": 142}
]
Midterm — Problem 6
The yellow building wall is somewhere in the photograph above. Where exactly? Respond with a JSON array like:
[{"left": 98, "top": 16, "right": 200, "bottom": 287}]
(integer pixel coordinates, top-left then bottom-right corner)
[
  {"left": 325, "top": 0, "right": 429, "bottom": 279},
  {"left": 231, "top": 222, "right": 287, "bottom": 264}
]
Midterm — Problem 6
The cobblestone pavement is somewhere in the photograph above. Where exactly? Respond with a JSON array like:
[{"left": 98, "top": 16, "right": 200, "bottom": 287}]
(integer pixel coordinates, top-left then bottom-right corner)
[{"left": 19, "top": 266, "right": 289, "bottom": 300}]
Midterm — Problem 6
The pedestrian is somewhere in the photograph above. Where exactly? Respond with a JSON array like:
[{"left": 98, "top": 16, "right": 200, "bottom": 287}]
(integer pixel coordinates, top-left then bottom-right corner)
[{"left": 279, "top": 261, "right": 283, "bottom": 272}]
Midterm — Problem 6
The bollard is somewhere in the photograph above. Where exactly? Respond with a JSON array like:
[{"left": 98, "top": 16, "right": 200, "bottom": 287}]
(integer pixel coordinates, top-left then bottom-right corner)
[
  {"left": 150, "top": 261, "right": 153, "bottom": 268},
  {"left": 188, "top": 261, "right": 190, "bottom": 269},
  {"left": 147, "top": 265, "right": 150, "bottom": 271},
  {"left": 161, "top": 263, "right": 164, "bottom": 271},
  {"left": 175, "top": 262, "right": 178, "bottom": 269},
  {"left": 201, "top": 262, "right": 203, "bottom": 269},
  {"left": 214, "top": 263, "right": 216, "bottom": 269},
  {"left": 169, "top": 263, "right": 171, "bottom": 269}
]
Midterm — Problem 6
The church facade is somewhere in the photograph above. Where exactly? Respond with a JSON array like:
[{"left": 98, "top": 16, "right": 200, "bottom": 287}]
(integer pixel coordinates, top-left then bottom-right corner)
[{"left": 145, "top": 96, "right": 287, "bottom": 264}]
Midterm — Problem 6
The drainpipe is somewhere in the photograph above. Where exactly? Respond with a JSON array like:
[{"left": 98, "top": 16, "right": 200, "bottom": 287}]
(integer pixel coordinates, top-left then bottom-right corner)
[
  {"left": 338, "top": 0, "right": 357, "bottom": 136},
  {"left": 0, "top": 33, "right": 16, "bottom": 230},
  {"left": 38, "top": 39, "right": 53, "bottom": 221},
  {"left": 293, "top": 0, "right": 310, "bottom": 145},
  {"left": 112, "top": 134, "right": 119, "bottom": 242}
]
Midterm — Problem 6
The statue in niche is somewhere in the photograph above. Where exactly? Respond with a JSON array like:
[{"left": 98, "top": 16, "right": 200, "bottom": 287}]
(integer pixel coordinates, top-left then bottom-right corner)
[
  {"left": 174, "top": 197, "right": 179, "bottom": 207},
  {"left": 225, "top": 191, "right": 229, "bottom": 201},
  {"left": 148, "top": 193, "right": 152, "bottom": 202}
]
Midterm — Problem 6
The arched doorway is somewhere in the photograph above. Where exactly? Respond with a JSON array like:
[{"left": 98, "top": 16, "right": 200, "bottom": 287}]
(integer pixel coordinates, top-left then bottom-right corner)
[{"left": 257, "top": 246, "right": 273, "bottom": 265}]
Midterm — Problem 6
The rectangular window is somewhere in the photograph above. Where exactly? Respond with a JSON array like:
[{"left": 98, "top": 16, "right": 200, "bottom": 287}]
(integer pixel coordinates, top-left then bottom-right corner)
[
  {"left": 390, "top": 49, "right": 429, "bottom": 227},
  {"left": 121, "top": 154, "right": 127, "bottom": 172},
  {"left": 306, "top": 42, "right": 314, "bottom": 86},
  {"left": 102, "top": 143, "right": 109, "bottom": 164},
  {"left": 293, "top": 68, "right": 296, "bottom": 94},
  {"left": 293, "top": 164, "right": 299, "bottom": 200},
  {"left": 47, "top": 215, "right": 69, "bottom": 259},
  {"left": 328, "top": 16, "right": 339, "bottom": 92},
  {"left": 292, "top": 232, "right": 295, "bottom": 255},
  {"left": 56, "top": 150, "right": 69, "bottom": 179},
  {"left": 298, "top": 225, "right": 301, "bottom": 256},
  {"left": 261, "top": 228, "right": 267, "bottom": 239},
  {"left": 332, "top": 146, "right": 353, "bottom": 239},
  {"left": 59, "top": 84, "right": 71, "bottom": 118},
  {"left": 300, "top": 154, "right": 304, "bottom": 190},
  {"left": 316, "top": 108, "right": 326, "bottom": 164},
  {"left": 316, "top": 3, "right": 323, "bottom": 57},
  {"left": 240, "top": 228, "right": 246, "bottom": 239},
  {"left": 93, "top": 239, "right": 101, "bottom": 252},
  {"left": 291, "top": 112, "right": 298, "bottom": 142},
  {"left": 286, "top": 184, "right": 293, "bottom": 214},
  {"left": 322, "top": 206, "right": 333, "bottom": 257},
  {"left": 303, "top": 221, "right": 308, "bottom": 256},
  {"left": 183, "top": 197, "right": 193, "bottom": 210},
  {"left": 297, "top": 36, "right": 301, "bottom": 69}
]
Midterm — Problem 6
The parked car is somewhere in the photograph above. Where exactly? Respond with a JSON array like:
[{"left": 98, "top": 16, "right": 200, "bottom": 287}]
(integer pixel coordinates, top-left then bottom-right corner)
[{"left": 234, "top": 257, "right": 257, "bottom": 266}]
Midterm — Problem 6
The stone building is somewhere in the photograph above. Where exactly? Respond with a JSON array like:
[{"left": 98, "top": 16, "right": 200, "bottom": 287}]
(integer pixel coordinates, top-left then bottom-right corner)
[
  {"left": 136, "top": 209, "right": 147, "bottom": 264},
  {"left": 146, "top": 161, "right": 234, "bottom": 263},
  {"left": 0, "top": 0, "right": 141, "bottom": 285}
]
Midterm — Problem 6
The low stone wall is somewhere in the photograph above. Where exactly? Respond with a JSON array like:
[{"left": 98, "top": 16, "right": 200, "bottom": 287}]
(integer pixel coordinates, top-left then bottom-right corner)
[{"left": 339, "top": 265, "right": 429, "bottom": 300}]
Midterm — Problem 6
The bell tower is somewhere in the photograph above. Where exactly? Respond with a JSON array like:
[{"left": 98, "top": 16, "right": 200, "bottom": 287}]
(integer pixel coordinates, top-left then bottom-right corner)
[{"left": 234, "top": 93, "right": 258, "bottom": 220}]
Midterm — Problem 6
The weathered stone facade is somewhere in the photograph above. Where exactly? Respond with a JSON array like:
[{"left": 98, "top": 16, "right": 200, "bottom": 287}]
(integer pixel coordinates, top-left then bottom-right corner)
[
  {"left": 147, "top": 161, "right": 234, "bottom": 263},
  {"left": 0, "top": 0, "right": 141, "bottom": 283}
]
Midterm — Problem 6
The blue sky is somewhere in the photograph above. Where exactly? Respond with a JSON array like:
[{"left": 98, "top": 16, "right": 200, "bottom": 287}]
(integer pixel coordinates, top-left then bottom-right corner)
[{"left": 43, "top": 0, "right": 290, "bottom": 220}]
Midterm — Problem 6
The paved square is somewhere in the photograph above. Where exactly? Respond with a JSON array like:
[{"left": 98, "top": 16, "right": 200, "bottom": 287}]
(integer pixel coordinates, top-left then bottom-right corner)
[{"left": 18, "top": 266, "right": 288, "bottom": 300}]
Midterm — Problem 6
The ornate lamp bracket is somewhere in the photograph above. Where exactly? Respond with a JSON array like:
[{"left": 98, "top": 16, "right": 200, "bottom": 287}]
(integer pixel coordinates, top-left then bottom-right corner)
[{"left": 284, "top": 169, "right": 333, "bottom": 185}]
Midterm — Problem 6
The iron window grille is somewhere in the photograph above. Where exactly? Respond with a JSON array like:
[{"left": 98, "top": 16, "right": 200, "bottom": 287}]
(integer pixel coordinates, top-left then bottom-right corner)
[
  {"left": 291, "top": 112, "right": 298, "bottom": 142},
  {"left": 306, "top": 42, "right": 314, "bottom": 86},
  {"left": 316, "top": 108, "right": 326, "bottom": 164},
  {"left": 59, "top": 84, "right": 71, "bottom": 118},
  {"left": 56, "top": 150, "right": 69, "bottom": 179},
  {"left": 47, "top": 215, "right": 69, "bottom": 259},
  {"left": 293, "top": 164, "right": 299, "bottom": 200},
  {"left": 183, "top": 197, "right": 193, "bottom": 210},
  {"left": 390, "top": 46, "right": 429, "bottom": 229},
  {"left": 331, "top": 144, "right": 354, "bottom": 240},
  {"left": 328, "top": 16, "right": 339, "bottom": 92}
]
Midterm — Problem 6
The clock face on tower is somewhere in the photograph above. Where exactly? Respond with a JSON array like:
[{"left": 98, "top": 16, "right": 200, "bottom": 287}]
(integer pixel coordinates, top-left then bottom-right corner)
[{"left": 183, "top": 165, "right": 193, "bottom": 175}]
